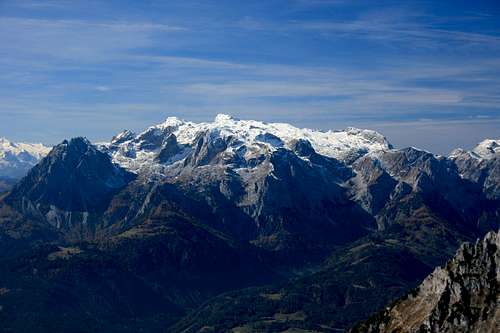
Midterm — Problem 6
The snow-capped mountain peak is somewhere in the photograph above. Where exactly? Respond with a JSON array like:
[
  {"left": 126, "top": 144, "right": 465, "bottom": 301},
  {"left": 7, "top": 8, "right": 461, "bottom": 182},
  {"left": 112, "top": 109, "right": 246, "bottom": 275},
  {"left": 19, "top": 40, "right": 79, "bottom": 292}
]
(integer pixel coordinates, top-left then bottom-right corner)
[
  {"left": 449, "top": 139, "right": 500, "bottom": 160},
  {"left": 158, "top": 116, "right": 186, "bottom": 129},
  {"left": 0, "top": 137, "right": 50, "bottom": 159},
  {"left": 472, "top": 139, "right": 500, "bottom": 159},
  {"left": 0, "top": 137, "right": 51, "bottom": 179},
  {"left": 214, "top": 113, "right": 237, "bottom": 122},
  {"left": 156, "top": 114, "right": 391, "bottom": 154},
  {"left": 106, "top": 114, "right": 393, "bottom": 175}
]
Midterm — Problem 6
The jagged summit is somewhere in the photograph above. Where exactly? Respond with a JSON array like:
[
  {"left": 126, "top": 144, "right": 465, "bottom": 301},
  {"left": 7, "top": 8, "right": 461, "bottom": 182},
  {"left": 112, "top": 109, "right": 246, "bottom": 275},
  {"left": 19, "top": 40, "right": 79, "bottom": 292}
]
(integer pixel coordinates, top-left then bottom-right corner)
[
  {"left": 450, "top": 139, "right": 500, "bottom": 160},
  {"left": 7, "top": 137, "right": 135, "bottom": 214},
  {"left": 59, "top": 137, "right": 95, "bottom": 152},
  {"left": 111, "top": 130, "right": 136, "bottom": 145},
  {"left": 106, "top": 114, "right": 393, "bottom": 174}
]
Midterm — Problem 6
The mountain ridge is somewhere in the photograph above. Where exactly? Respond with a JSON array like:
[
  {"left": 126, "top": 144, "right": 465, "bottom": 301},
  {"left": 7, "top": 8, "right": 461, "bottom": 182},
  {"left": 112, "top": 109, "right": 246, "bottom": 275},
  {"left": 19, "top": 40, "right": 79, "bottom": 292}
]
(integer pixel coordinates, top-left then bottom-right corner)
[
  {"left": 0, "top": 115, "right": 498, "bottom": 332},
  {"left": 0, "top": 137, "right": 50, "bottom": 182},
  {"left": 104, "top": 114, "right": 393, "bottom": 176}
]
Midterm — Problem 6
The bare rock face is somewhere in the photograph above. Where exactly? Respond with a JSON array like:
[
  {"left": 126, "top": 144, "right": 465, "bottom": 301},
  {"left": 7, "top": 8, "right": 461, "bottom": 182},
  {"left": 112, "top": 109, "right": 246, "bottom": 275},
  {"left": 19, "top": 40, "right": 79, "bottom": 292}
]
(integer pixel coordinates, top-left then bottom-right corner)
[
  {"left": 351, "top": 229, "right": 500, "bottom": 333},
  {"left": 5, "top": 138, "right": 136, "bottom": 234},
  {"left": 450, "top": 140, "right": 500, "bottom": 201},
  {"left": 7, "top": 137, "right": 136, "bottom": 212}
]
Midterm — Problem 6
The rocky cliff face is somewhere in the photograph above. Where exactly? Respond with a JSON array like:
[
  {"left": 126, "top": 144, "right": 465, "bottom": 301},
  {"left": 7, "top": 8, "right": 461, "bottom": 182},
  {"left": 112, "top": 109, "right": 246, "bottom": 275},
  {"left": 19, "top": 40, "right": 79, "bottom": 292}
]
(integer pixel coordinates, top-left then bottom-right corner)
[
  {"left": 351, "top": 229, "right": 500, "bottom": 333},
  {"left": 450, "top": 140, "right": 500, "bottom": 201}
]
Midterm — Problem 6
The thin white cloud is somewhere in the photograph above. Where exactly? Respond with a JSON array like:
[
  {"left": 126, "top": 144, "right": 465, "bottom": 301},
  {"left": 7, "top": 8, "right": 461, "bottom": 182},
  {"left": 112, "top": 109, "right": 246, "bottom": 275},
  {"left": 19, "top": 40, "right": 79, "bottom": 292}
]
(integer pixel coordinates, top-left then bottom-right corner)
[
  {"left": 177, "top": 65, "right": 500, "bottom": 109},
  {"left": 95, "top": 86, "right": 111, "bottom": 92},
  {"left": 133, "top": 55, "right": 251, "bottom": 69},
  {"left": 238, "top": 8, "right": 500, "bottom": 49},
  {"left": 0, "top": 17, "right": 186, "bottom": 63}
]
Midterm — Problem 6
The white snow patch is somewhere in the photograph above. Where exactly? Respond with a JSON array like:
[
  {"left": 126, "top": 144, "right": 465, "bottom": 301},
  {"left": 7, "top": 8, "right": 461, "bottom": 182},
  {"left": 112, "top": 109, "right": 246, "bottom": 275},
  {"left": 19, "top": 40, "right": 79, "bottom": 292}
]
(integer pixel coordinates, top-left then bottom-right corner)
[
  {"left": 0, "top": 137, "right": 51, "bottom": 178},
  {"left": 105, "top": 114, "right": 392, "bottom": 175}
]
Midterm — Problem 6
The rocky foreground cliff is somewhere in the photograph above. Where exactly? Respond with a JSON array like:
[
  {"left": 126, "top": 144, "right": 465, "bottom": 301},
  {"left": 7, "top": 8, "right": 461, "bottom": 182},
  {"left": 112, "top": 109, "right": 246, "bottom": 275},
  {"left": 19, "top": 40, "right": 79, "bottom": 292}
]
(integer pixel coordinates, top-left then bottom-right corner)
[{"left": 351, "top": 229, "right": 499, "bottom": 333}]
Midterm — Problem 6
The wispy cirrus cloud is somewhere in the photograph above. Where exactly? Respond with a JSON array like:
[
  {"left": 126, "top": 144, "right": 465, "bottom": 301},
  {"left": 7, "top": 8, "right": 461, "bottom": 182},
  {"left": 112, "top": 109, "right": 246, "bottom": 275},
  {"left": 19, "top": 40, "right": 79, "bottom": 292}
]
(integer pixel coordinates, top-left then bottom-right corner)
[
  {"left": 237, "top": 7, "right": 500, "bottom": 49},
  {"left": 0, "top": 17, "right": 186, "bottom": 63},
  {"left": 0, "top": 0, "right": 499, "bottom": 153}
]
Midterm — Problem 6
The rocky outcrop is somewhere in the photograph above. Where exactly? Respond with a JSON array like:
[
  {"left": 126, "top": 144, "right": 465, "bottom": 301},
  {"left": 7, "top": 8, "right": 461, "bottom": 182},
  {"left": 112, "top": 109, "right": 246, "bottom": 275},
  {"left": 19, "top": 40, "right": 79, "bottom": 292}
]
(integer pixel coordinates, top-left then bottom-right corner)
[
  {"left": 351, "top": 229, "right": 500, "bottom": 333},
  {"left": 349, "top": 147, "right": 499, "bottom": 236},
  {"left": 6, "top": 138, "right": 135, "bottom": 231}
]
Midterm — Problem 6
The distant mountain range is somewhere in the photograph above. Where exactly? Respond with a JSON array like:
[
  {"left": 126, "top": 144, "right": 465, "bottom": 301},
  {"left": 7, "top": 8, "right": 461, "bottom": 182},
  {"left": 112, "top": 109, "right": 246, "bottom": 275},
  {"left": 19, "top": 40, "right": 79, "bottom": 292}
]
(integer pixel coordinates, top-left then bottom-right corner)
[
  {"left": 0, "top": 137, "right": 50, "bottom": 192},
  {"left": 0, "top": 115, "right": 498, "bottom": 332}
]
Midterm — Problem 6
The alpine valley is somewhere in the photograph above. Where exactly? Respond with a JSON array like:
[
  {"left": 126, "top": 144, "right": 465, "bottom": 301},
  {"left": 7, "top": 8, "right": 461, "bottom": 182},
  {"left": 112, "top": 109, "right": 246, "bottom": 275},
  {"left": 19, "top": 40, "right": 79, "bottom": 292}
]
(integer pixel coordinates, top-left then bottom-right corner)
[{"left": 0, "top": 115, "right": 498, "bottom": 332}]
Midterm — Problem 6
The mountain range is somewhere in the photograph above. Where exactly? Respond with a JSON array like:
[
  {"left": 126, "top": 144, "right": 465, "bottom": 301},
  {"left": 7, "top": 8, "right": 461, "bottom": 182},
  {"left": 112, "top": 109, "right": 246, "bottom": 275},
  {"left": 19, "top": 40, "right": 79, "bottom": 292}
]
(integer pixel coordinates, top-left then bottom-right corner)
[
  {"left": 0, "top": 137, "right": 50, "bottom": 192},
  {"left": 0, "top": 114, "right": 498, "bottom": 332}
]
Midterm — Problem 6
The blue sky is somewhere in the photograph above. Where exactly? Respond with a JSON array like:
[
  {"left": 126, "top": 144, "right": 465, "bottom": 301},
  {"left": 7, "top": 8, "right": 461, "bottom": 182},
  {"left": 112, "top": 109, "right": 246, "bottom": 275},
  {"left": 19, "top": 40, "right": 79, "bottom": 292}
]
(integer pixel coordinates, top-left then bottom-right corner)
[{"left": 1, "top": 0, "right": 499, "bottom": 154}]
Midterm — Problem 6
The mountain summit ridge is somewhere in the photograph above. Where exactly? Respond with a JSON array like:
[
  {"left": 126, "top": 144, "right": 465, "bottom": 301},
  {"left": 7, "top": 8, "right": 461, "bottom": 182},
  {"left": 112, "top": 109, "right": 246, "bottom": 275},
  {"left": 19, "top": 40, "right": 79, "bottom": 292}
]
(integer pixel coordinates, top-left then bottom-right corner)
[{"left": 105, "top": 114, "right": 393, "bottom": 175}]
